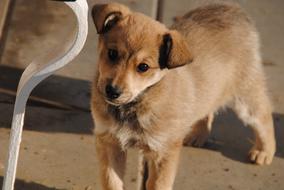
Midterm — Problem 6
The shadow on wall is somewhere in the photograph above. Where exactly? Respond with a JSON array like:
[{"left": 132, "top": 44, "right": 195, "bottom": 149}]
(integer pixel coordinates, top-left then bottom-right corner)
[
  {"left": 0, "top": 176, "right": 62, "bottom": 190},
  {"left": 198, "top": 110, "right": 284, "bottom": 163},
  {"left": 0, "top": 65, "right": 94, "bottom": 135},
  {"left": 0, "top": 103, "right": 94, "bottom": 135},
  {"left": 0, "top": 65, "right": 91, "bottom": 110}
]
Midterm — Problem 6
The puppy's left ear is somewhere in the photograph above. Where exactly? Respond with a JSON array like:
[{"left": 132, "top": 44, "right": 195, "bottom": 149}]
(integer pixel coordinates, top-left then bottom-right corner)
[
  {"left": 92, "top": 3, "right": 131, "bottom": 34},
  {"left": 159, "top": 30, "right": 193, "bottom": 69}
]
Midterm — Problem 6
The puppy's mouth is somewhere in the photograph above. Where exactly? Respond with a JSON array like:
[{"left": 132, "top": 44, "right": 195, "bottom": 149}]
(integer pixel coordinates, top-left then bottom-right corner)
[
  {"left": 104, "top": 95, "right": 134, "bottom": 107},
  {"left": 103, "top": 87, "right": 150, "bottom": 107},
  {"left": 105, "top": 99, "right": 122, "bottom": 106},
  {"left": 98, "top": 85, "right": 143, "bottom": 106}
]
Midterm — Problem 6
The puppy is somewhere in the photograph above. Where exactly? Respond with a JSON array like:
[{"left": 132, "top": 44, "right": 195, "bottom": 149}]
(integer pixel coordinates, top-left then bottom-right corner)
[{"left": 90, "top": 3, "right": 276, "bottom": 190}]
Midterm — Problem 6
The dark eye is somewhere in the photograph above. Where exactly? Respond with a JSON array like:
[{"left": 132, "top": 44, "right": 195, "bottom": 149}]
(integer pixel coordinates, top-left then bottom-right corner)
[
  {"left": 108, "top": 49, "right": 118, "bottom": 61},
  {"left": 137, "top": 63, "right": 149, "bottom": 73}
]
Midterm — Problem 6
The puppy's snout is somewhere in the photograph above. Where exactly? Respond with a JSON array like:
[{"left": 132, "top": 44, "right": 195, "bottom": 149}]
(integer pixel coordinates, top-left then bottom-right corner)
[{"left": 105, "top": 84, "right": 121, "bottom": 100}]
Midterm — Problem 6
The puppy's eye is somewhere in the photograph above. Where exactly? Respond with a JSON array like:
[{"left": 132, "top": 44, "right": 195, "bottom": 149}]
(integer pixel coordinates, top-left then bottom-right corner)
[
  {"left": 108, "top": 49, "right": 118, "bottom": 61},
  {"left": 137, "top": 63, "right": 149, "bottom": 73}
]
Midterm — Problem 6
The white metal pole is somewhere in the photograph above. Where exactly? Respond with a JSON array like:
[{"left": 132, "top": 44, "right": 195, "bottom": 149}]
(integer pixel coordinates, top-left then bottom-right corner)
[{"left": 2, "top": 1, "right": 88, "bottom": 189}]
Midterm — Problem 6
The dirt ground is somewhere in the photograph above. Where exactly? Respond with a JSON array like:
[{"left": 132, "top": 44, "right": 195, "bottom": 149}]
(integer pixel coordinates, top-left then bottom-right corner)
[{"left": 0, "top": 0, "right": 284, "bottom": 190}]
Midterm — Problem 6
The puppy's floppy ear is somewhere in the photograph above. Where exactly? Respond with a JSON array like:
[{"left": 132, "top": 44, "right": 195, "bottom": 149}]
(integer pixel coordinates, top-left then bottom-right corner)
[
  {"left": 92, "top": 3, "right": 131, "bottom": 34},
  {"left": 159, "top": 30, "right": 193, "bottom": 69}
]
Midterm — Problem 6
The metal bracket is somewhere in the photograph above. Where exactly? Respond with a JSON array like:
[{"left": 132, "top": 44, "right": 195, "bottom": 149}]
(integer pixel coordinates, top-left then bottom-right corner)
[{"left": 1, "top": 0, "right": 88, "bottom": 189}]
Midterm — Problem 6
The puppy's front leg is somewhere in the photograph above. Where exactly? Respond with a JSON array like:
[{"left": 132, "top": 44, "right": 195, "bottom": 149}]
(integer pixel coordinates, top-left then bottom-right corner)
[
  {"left": 96, "top": 134, "right": 126, "bottom": 190},
  {"left": 146, "top": 141, "right": 182, "bottom": 190}
]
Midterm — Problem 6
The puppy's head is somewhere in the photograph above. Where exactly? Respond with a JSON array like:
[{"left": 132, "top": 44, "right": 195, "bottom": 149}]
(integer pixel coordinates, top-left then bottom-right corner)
[{"left": 92, "top": 3, "right": 193, "bottom": 106}]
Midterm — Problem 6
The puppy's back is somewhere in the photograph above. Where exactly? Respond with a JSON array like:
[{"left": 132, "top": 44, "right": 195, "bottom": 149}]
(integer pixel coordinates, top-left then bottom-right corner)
[
  {"left": 171, "top": 3, "right": 258, "bottom": 57},
  {"left": 181, "top": 3, "right": 251, "bottom": 29},
  {"left": 170, "top": 3, "right": 263, "bottom": 113}
]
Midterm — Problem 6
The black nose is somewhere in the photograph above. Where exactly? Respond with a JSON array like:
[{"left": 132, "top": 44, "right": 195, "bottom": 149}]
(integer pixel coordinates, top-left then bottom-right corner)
[{"left": 105, "top": 84, "right": 121, "bottom": 100}]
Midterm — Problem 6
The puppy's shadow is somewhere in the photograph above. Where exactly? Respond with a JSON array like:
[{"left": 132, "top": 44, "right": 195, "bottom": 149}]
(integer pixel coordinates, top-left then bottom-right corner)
[
  {"left": 0, "top": 176, "right": 62, "bottom": 190},
  {"left": 200, "top": 110, "right": 284, "bottom": 163}
]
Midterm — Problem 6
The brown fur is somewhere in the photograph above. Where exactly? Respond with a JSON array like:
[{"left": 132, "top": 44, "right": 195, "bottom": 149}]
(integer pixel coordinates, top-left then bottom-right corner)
[{"left": 91, "top": 3, "right": 276, "bottom": 190}]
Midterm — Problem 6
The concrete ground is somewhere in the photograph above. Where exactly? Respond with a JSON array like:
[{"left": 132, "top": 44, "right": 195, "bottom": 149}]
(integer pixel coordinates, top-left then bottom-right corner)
[{"left": 0, "top": 0, "right": 283, "bottom": 189}]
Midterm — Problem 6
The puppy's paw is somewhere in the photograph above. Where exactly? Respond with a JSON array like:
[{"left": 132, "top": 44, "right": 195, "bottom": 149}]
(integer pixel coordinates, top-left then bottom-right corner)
[
  {"left": 183, "top": 131, "right": 209, "bottom": 147},
  {"left": 184, "top": 115, "right": 213, "bottom": 147},
  {"left": 249, "top": 148, "right": 274, "bottom": 165}
]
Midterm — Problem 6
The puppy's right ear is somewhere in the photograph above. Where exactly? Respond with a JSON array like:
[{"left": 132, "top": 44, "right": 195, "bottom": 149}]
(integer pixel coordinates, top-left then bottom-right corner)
[{"left": 92, "top": 3, "right": 131, "bottom": 34}]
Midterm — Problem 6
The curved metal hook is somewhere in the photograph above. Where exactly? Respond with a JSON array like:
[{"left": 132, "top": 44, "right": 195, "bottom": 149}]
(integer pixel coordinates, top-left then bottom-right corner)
[{"left": 2, "top": 0, "right": 88, "bottom": 189}]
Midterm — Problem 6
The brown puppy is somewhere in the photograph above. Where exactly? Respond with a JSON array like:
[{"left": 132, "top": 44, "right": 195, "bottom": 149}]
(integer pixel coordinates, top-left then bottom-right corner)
[{"left": 91, "top": 2, "right": 276, "bottom": 190}]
